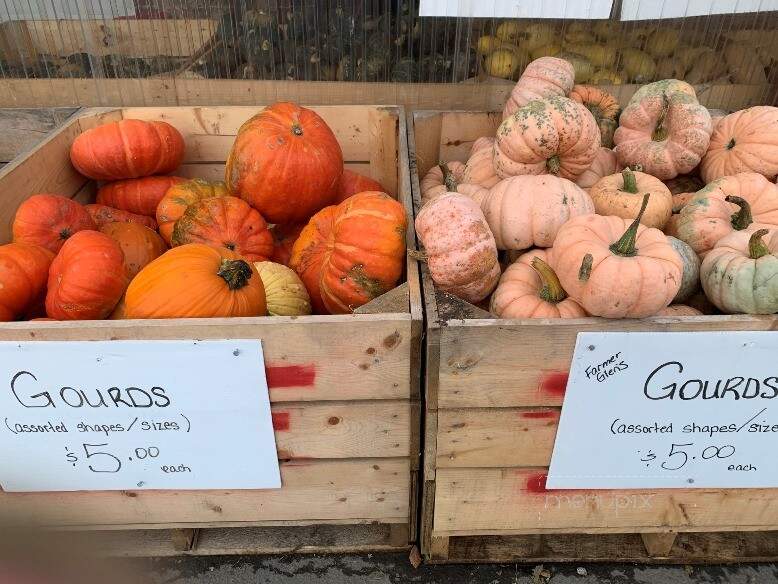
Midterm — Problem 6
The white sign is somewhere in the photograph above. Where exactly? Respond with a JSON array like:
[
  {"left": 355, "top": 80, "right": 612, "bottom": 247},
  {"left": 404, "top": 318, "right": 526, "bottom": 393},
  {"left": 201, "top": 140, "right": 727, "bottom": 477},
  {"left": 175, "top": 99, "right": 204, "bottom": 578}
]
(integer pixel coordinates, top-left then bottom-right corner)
[
  {"left": 620, "top": 0, "right": 778, "bottom": 20},
  {"left": 0, "top": 340, "right": 281, "bottom": 492},
  {"left": 419, "top": 0, "right": 613, "bottom": 19},
  {"left": 548, "top": 331, "right": 778, "bottom": 489}
]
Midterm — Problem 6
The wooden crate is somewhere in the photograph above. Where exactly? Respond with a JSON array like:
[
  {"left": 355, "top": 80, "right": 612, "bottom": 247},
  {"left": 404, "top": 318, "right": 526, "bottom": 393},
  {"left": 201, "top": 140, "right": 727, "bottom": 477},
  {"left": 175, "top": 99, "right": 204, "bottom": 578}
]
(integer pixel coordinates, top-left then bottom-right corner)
[
  {"left": 410, "top": 109, "right": 778, "bottom": 564},
  {"left": 0, "top": 105, "right": 422, "bottom": 556},
  {"left": 0, "top": 107, "right": 77, "bottom": 164}
]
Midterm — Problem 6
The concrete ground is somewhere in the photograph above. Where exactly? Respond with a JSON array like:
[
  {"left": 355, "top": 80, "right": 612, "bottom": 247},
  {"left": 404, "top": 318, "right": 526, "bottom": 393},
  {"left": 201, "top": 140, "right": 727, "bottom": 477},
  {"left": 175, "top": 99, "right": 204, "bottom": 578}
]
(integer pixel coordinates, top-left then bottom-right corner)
[{"left": 139, "top": 554, "right": 778, "bottom": 583}]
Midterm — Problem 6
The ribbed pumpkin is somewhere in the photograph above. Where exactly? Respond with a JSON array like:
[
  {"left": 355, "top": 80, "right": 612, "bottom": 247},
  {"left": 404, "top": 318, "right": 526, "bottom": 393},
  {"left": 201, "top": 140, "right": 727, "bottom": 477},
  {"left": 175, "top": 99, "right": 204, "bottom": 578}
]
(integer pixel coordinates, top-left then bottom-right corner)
[
  {"left": 335, "top": 169, "right": 386, "bottom": 203},
  {"left": 502, "top": 57, "right": 575, "bottom": 119},
  {"left": 420, "top": 161, "right": 465, "bottom": 205},
  {"left": 171, "top": 196, "right": 273, "bottom": 262},
  {"left": 290, "top": 192, "right": 407, "bottom": 314},
  {"left": 85, "top": 204, "right": 157, "bottom": 230},
  {"left": 254, "top": 261, "right": 312, "bottom": 316},
  {"left": 495, "top": 96, "right": 600, "bottom": 181},
  {"left": 700, "top": 106, "right": 778, "bottom": 183},
  {"left": 667, "top": 236, "right": 700, "bottom": 304},
  {"left": 70, "top": 119, "right": 185, "bottom": 180},
  {"left": 225, "top": 102, "right": 344, "bottom": 224},
  {"left": 462, "top": 137, "right": 500, "bottom": 188},
  {"left": 575, "top": 147, "right": 619, "bottom": 190},
  {"left": 0, "top": 243, "right": 55, "bottom": 321},
  {"left": 45, "top": 230, "right": 128, "bottom": 320},
  {"left": 270, "top": 223, "right": 305, "bottom": 266},
  {"left": 589, "top": 168, "right": 672, "bottom": 230},
  {"left": 124, "top": 244, "right": 266, "bottom": 319},
  {"left": 99, "top": 222, "right": 167, "bottom": 279},
  {"left": 570, "top": 84, "right": 619, "bottom": 147},
  {"left": 415, "top": 192, "right": 500, "bottom": 304},
  {"left": 96, "top": 175, "right": 185, "bottom": 217},
  {"left": 156, "top": 179, "right": 229, "bottom": 243},
  {"left": 12, "top": 194, "right": 96, "bottom": 253},
  {"left": 490, "top": 249, "right": 586, "bottom": 319}
]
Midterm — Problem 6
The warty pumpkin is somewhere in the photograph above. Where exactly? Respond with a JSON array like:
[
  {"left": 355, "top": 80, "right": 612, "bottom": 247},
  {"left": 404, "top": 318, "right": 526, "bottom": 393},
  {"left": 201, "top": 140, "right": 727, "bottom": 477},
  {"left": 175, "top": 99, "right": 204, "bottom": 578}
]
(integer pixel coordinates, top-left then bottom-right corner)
[
  {"left": 589, "top": 167, "right": 672, "bottom": 230},
  {"left": 675, "top": 173, "right": 778, "bottom": 256},
  {"left": 70, "top": 119, "right": 185, "bottom": 180},
  {"left": 156, "top": 178, "right": 229, "bottom": 244},
  {"left": 502, "top": 57, "right": 575, "bottom": 119},
  {"left": 335, "top": 169, "right": 386, "bottom": 203},
  {"left": 495, "top": 96, "right": 601, "bottom": 181},
  {"left": 700, "top": 106, "right": 778, "bottom": 183},
  {"left": 254, "top": 261, "right": 312, "bottom": 316},
  {"left": 225, "top": 102, "right": 344, "bottom": 224},
  {"left": 551, "top": 194, "right": 683, "bottom": 318},
  {"left": 270, "top": 223, "right": 305, "bottom": 266},
  {"left": 614, "top": 81, "right": 713, "bottom": 180},
  {"left": 45, "top": 230, "right": 128, "bottom": 320},
  {"left": 124, "top": 244, "right": 266, "bottom": 319},
  {"left": 171, "top": 195, "right": 274, "bottom": 262},
  {"left": 0, "top": 243, "right": 54, "bottom": 321},
  {"left": 415, "top": 192, "right": 499, "bottom": 304},
  {"left": 701, "top": 229, "right": 778, "bottom": 314},
  {"left": 575, "top": 147, "right": 619, "bottom": 190},
  {"left": 667, "top": 235, "right": 700, "bottom": 304},
  {"left": 290, "top": 191, "right": 407, "bottom": 314},
  {"left": 420, "top": 161, "right": 465, "bottom": 205},
  {"left": 96, "top": 175, "right": 185, "bottom": 217},
  {"left": 490, "top": 249, "right": 586, "bottom": 319},
  {"left": 462, "top": 137, "right": 500, "bottom": 188},
  {"left": 12, "top": 193, "right": 96, "bottom": 253},
  {"left": 85, "top": 204, "right": 158, "bottom": 230},
  {"left": 99, "top": 222, "right": 167, "bottom": 279},
  {"left": 478, "top": 175, "right": 595, "bottom": 250}
]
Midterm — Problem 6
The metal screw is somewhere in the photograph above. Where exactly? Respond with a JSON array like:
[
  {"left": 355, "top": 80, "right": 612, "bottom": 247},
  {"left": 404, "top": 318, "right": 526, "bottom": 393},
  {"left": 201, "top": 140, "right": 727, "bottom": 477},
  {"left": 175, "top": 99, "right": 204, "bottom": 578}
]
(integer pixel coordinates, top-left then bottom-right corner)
[
  {"left": 687, "top": 478, "right": 694, "bottom": 484},
  {"left": 233, "top": 349, "right": 240, "bottom": 356},
  {"left": 588, "top": 345, "right": 595, "bottom": 351}
]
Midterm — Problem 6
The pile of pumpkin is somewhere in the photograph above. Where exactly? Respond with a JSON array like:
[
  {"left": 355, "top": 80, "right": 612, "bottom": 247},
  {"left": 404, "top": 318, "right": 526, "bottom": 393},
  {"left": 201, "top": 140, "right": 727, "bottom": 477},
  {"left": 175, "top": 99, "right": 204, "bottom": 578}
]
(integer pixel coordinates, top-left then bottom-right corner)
[
  {"left": 418, "top": 57, "right": 778, "bottom": 319},
  {"left": 477, "top": 19, "right": 774, "bottom": 87},
  {"left": 3, "top": 102, "right": 407, "bottom": 322}
]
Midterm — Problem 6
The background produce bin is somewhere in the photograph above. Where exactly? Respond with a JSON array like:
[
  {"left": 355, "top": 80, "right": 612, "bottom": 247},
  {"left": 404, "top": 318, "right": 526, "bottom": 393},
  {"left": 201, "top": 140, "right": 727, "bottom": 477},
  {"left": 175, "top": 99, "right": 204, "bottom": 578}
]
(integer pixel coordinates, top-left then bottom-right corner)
[
  {"left": 410, "top": 109, "right": 778, "bottom": 564},
  {"left": 0, "top": 104, "right": 422, "bottom": 557}
]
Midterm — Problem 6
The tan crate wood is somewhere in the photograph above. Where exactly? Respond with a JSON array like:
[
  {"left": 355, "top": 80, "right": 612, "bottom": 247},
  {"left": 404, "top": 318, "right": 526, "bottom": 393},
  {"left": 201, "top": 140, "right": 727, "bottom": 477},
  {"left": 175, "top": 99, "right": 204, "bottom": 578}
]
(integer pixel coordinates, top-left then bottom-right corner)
[
  {"left": 0, "top": 105, "right": 421, "bottom": 556},
  {"left": 410, "top": 109, "right": 778, "bottom": 564}
]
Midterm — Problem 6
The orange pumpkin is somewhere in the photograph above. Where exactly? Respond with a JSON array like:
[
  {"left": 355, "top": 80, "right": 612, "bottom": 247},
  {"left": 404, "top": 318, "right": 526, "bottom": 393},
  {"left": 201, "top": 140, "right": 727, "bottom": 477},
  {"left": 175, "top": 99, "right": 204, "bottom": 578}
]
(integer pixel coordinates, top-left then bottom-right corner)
[
  {"left": 420, "top": 161, "right": 466, "bottom": 205},
  {"left": 589, "top": 168, "right": 672, "bottom": 229},
  {"left": 45, "top": 230, "right": 128, "bottom": 320},
  {"left": 462, "top": 137, "right": 500, "bottom": 188},
  {"left": 575, "top": 147, "right": 619, "bottom": 190},
  {"left": 700, "top": 106, "right": 778, "bottom": 183},
  {"left": 171, "top": 196, "right": 274, "bottom": 262},
  {"left": 551, "top": 195, "right": 683, "bottom": 318},
  {"left": 335, "top": 169, "right": 386, "bottom": 203},
  {"left": 99, "top": 222, "right": 167, "bottom": 279},
  {"left": 12, "top": 194, "right": 96, "bottom": 253},
  {"left": 70, "top": 119, "right": 185, "bottom": 180},
  {"left": 96, "top": 175, "right": 185, "bottom": 217},
  {"left": 490, "top": 249, "right": 586, "bottom": 318},
  {"left": 270, "top": 223, "right": 305, "bottom": 266},
  {"left": 124, "top": 244, "right": 266, "bottom": 319},
  {"left": 85, "top": 204, "right": 157, "bottom": 230},
  {"left": 290, "top": 192, "right": 407, "bottom": 314},
  {"left": 614, "top": 81, "right": 713, "bottom": 180},
  {"left": 503, "top": 57, "right": 575, "bottom": 119},
  {"left": 156, "top": 179, "right": 229, "bottom": 244},
  {"left": 225, "top": 102, "right": 344, "bottom": 224},
  {"left": 0, "top": 244, "right": 55, "bottom": 321},
  {"left": 570, "top": 84, "right": 620, "bottom": 147},
  {"left": 676, "top": 173, "right": 778, "bottom": 255},
  {"left": 495, "top": 96, "right": 600, "bottom": 181}
]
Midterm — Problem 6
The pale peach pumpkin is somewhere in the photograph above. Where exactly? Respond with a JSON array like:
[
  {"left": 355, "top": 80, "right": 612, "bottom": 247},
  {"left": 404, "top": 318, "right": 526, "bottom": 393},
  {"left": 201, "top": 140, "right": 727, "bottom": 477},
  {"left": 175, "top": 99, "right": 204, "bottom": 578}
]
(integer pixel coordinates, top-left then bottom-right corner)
[
  {"left": 420, "top": 161, "right": 465, "bottom": 205},
  {"left": 462, "top": 137, "right": 500, "bottom": 188},
  {"left": 503, "top": 57, "right": 575, "bottom": 119},
  {"left": 575, "top": 147, "right": 619, "bottom": 190},
  {"left": 589, "top": 168, "right": 672, "bottom": 230},
  {"left": 495, "top": 96, "right": 600, "bottom": 181},
  {"left": 656, "top": 304, "right": 703, "bottom": 316}
]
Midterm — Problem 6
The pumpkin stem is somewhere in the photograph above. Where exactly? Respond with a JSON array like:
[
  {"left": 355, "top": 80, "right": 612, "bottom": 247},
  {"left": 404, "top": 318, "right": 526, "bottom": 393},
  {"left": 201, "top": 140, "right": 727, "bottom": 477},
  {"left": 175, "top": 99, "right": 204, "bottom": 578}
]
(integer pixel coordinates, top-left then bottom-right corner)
[
  {"left": 438, "top": 162, "right": 459, "bottom": 192},
  {"left": 726, "top": 138, "right": 736, "bottom": 150},
  {"left": 622, "top": 167, "right": 639, "bottom": 194},
  {"left": 217, "top": 258, "right": 254, "bottom": 290},
  {"left": 578, "top": 253, "right": 593, "bottom": 282},
  {"left": 725, "top": 195, "right": 754, "bottom": 231},
  {"left": 546, "top": 155, "right": 561, "bottom": 176},
  {"left": 749, "top": 229, "right": 771, "bottom": 260},
  {"left": 531, "top": 256, "right": 567, "bottom": 303},
  {"left": 291, "top": 123, "right": 303, "bottom": 136},
  {"left": 609, "top": 193, "right": 650, "bottom": 257},
  {"left": 652, "top": 92, "right": 671, "bottom": 142}
]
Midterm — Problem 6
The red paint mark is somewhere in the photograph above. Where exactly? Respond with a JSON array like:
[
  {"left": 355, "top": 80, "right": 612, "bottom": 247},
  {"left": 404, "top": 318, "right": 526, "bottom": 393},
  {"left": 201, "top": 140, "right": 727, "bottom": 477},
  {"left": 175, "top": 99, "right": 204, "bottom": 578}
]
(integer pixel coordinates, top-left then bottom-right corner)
[
  {"left": 266, "top": 364, "right": 316, "bottom": 389},
  {"left": 271, "top": 412, "right": 290, "bottom": 431},
  {"left": 521, "top": 410, "right": 558, "bottom": 420},
  {"left": 525, "top": 473, "right": 550, "bottom": 493},
  {"left": 539, "top": 371, "right": 569, "bottom": 397}
]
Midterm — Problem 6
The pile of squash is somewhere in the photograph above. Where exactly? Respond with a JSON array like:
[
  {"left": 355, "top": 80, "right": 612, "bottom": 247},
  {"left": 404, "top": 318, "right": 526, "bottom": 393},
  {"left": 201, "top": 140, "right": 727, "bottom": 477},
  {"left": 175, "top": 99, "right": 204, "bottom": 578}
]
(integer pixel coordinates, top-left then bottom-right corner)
[
  {"left": 476, "top": 19, "right": 775, "bottom": 86},
  {"left": 419, "top": 57, "right": 778, "bottom": 319},
  {"left": 3, "top": 102, "right": 408, "bottom": 322}
]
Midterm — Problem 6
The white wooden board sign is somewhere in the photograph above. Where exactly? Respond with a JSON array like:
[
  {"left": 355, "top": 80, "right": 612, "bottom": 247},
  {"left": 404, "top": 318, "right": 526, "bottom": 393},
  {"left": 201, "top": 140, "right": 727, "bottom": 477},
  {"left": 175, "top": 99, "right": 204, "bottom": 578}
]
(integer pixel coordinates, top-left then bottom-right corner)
[
  {"left": 0, "top": 340, "right": 281, "bottom": 492},
  {"left": 419, "top": 0, "right": 613, "bottom": 19},
  {"left": 548, "top": 331, "right": 778, "bottom": 489},
  {"left": 620, "top": 0, "right": 778, "bottom": 20}
]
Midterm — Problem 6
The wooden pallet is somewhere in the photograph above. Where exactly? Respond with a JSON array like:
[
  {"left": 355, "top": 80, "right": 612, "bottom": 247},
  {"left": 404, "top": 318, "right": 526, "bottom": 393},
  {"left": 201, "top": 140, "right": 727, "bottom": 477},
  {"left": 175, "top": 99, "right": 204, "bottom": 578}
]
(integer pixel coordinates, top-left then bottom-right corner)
[
  {"left": 408, "top": 109, "right": 778, "bottom": 564},
  {"left": 0, "top": 105, "right": 422, "bottom": 556}
]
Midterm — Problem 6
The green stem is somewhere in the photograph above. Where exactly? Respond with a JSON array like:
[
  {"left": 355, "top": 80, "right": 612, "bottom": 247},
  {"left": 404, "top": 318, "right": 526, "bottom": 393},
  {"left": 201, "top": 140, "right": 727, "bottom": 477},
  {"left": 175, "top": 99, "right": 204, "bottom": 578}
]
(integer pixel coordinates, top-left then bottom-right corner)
[
  {"left": 725, "top": 195, "right": 753, "bottom": 231},
  {"left": 726, "top": 138, "right": 736, "bottom": 150},
  {"left": 438, "top": 162, "right": 459, "bottom": 192},
  {"left": 622, "top": 168, "right": 638, "bottom": 194},
  {"left": 546, "top": 155, "right": 561, "bottom": 176},
  {"left": 609, "top": 193, "right": 650, "bottom": 257},
  {"left": 579, "top": 253, "right": 593, "bottom": 282},
  {"left": 531, "top": 257, "right": 567, "bottom": 303},
  {"left": 651, "top": 93, "right": 670, "bottom": 142},
  {"left": 749, "top": 229, "right": 771, "bottom": 259},
  {"left": 217, "top": 259, "right": 254, "bottom": 290}
]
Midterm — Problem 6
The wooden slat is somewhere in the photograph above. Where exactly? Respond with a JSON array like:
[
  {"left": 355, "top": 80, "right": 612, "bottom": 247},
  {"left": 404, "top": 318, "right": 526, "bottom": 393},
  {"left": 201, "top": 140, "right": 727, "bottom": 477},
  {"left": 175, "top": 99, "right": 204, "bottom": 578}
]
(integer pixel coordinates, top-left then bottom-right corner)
[
  {"left": 0, "top": 107, "right": 77, "bottom": 162},
  {"left": 434, "top": 467, "right": 778, "bottom": 535},
  {"left": 436, "top": 112, "right": 501, "bottom": 172},
  {"left": 368, "top": 108, "right": 399, "bottom": 198},
  {"left": 0, "top": 79, "right": 179, "bottom": 108},
  {"left": 0, "top": 458, "right": 410, "bottom": 528}
]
